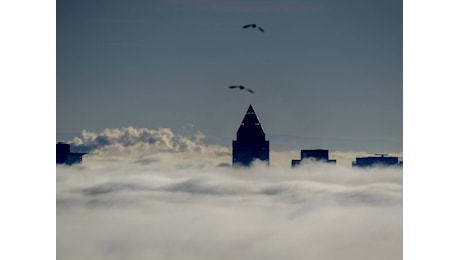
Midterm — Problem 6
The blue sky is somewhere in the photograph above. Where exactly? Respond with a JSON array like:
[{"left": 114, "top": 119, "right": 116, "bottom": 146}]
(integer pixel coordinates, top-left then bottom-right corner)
[{"left": 57, "top": 0, "right": 402, "bottom": 152}]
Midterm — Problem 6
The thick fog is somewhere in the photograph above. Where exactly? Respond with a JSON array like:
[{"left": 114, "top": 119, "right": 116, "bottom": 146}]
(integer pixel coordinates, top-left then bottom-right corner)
[{"left": 57, "top": 127, "right": 402, "bottom": 260}]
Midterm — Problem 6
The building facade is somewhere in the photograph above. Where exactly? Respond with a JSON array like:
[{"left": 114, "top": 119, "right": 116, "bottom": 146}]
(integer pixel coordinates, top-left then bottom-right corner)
[{"left": 232, "top": 105, "right": 269, "bottom": 167}]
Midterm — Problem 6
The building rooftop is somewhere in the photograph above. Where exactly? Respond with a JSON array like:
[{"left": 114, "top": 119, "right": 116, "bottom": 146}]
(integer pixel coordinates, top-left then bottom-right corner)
[{"left": 236, "top": 104, "right": 266, "bottom": 142}]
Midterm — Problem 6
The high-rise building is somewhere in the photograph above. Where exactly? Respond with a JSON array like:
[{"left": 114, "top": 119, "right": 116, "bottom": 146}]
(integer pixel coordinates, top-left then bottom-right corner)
[
  {"left": 352, "top": 154, "right": 402, "bottom": 168},
  {"left": 56, "top": 142, "right": 87, "bottom": 165},
  {"left": 232, "top": 105, "right": 269, "bottom": 167},
  {"left": 291, "top": 149, "right": 336, "bottom": 167}
]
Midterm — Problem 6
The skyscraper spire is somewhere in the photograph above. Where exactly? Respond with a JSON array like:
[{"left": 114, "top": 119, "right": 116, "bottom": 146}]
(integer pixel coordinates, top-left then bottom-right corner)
[
  {"left": 232, "top": 104, "right": 270, "bottom": 167},
  {"left": 236, "top": 104, "right": 266, "bottom": 142}
]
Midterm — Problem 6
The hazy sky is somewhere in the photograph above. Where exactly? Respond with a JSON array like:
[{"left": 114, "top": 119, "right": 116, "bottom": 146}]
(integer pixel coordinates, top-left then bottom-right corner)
[{"left": 57, "top": 0, "right": 402, "bottom": 152}]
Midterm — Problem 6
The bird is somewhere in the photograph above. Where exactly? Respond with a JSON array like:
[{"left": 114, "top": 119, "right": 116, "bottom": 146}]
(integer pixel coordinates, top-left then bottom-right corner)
[
  {"left": 229, "top": 85, "right": 255, "bottom": 94},
  {"left": 242, "top": 24, "right": 264, "bottom": 32}
]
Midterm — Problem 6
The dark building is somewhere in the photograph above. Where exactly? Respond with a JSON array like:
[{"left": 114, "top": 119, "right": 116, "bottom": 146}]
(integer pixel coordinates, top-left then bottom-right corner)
[
  {"left": 56, "top": 142, "right": 87, "bottom": 165},
  {"left": 352, "top": 154, "right": 402, "bottom": 168},
  {"left": 292, "top": 149, "right": 336, "bottom": 167},
  {"left": 232, "top": 105, "right": 269, "bottom": 167}
]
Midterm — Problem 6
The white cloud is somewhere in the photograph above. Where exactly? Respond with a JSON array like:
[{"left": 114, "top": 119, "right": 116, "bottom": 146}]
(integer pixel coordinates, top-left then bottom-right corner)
[
  {"left": 57, "top": 159, "right": 402, "bottom": 260},
  {"left": 58, "top": 127, "right": 402, "bottom": 259},
  {"left": 69, "top": 127, "right": 231, "bottom": 165},
  {"left": 71, "top": 127, "right": 205, "bottom": 153}
]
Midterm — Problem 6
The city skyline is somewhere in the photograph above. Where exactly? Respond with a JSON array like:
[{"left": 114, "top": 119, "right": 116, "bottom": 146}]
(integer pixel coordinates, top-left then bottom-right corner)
[
  {"left": 6, "top": 0, "right": 460, "bottom": 259},
  {"left": 55, "top": 1, "right": 404, "bottom": 259}
]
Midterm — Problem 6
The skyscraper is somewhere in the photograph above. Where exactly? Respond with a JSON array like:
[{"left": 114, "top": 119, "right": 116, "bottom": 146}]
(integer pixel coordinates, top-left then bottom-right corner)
[
  {"left": 232, "top": 105, "right": 269, "bottom": 167},
  {"left": 56, "top": 142, "right": 87, "bottom": 165}
]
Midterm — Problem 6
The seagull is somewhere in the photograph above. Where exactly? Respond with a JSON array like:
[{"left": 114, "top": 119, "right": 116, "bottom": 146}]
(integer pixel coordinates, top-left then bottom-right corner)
[
  {"left": 242, "top": 24, "right": 264, "bottom": 32},
  {"left": 229, "top": 85, "right": 255, "bottom": 94}
]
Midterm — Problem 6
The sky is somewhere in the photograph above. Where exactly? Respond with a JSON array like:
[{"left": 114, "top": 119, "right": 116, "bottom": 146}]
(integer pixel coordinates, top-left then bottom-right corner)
[{"left": 57, "top": 0, "right": 403, "bottom": 153}]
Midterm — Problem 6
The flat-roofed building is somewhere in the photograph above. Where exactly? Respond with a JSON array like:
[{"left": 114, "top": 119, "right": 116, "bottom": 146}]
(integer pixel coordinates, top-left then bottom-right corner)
[
  {"left": 56, "top": 142, "right": 87, "bottom": 165},
  {"left": 352, "top": 154, "right": 402, "bottom": 167},
  {"left": 292, "top": 149, "right": 336, "bottom": 168}
]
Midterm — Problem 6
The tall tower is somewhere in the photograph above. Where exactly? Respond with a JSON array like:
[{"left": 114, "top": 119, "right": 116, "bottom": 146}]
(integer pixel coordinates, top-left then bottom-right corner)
[{"left": 232, "top": 104, "right": 270, "bottom": 167}]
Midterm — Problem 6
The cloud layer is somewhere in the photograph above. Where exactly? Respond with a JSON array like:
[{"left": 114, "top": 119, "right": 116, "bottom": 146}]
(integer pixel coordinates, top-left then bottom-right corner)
[
  {"left": 69, "top": 127, "right": 231, "bottom": 164},
  {"left": 71, "top": 127, "right": 208, "bottom": 153},
  {"left": 57, "top": 160, "right": 402, "bottom": 260}
]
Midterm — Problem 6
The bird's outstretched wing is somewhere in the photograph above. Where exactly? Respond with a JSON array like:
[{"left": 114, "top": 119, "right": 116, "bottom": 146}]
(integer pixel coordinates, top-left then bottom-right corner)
[
  {"left": 243, "top": 24, "right": 256, "bottom": 29},
  {"left": 229, "top": 85, "right": 245, "bottom": 89},
  {"left": 229, "top": 85, "right": 254, "bottom": 93},
  {"left": 258, "top": 27, "right": 264, "bottom": 32}
]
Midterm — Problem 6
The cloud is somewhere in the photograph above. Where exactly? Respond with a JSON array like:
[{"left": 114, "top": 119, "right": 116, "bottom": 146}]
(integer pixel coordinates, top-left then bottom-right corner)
[
  {"left": 71, "top": 127, "right": 204, "bottom": 153},
  {"left": 69, "top": 127, "right": 231, "bottom": 165},
  {"left": 57, "top": 160, "right": 402, "bottom": 260}
]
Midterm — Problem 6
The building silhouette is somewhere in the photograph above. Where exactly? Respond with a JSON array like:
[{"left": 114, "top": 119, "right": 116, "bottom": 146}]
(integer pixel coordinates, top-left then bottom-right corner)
[
  {"left": 56, "top": 142, "right": 87, "bottom": 165},
  {"left": 352, "top": 154, "right": 402, "bottom": 168},
  {"left": 232, "top": 105, "right": 269, "bottom": 167},
  {"left": 291, "top": 149, "right": 336, "bottom": 168}
]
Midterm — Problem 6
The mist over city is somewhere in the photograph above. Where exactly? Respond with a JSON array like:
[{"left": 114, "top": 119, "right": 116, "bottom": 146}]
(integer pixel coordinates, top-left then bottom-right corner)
[
  {"left": 57, "top": 135, "right": 402, "bottom": 260},
  {"left": 54, "top": 0, "right": 405, "bottom": 259},
  {"left": 5, "top": 0, "right": 460, "bottom": 259},
  {"left": 8, "top": 0, "right": 460, "bottom": 259}
]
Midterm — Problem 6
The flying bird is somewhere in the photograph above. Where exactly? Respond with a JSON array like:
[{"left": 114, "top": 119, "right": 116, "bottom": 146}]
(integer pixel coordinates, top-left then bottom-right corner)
[
  {"left": 242, "top": 24, "right": 264, "bottom": 32},
  {"left": 229, "top": 85, "right": 255, "bottom": 94}
]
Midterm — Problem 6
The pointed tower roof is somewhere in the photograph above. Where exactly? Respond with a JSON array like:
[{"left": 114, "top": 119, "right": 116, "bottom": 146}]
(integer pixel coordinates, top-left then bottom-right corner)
[{"left": 236, "top": 104, "right": 266, "bottom": 142}]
